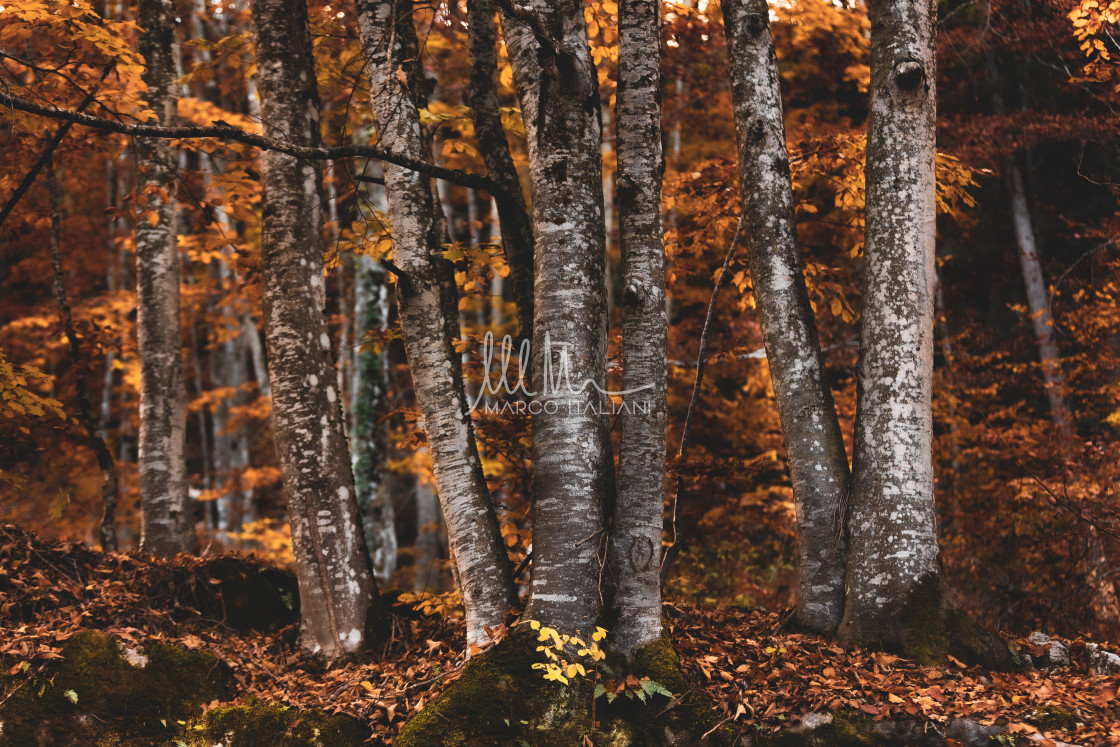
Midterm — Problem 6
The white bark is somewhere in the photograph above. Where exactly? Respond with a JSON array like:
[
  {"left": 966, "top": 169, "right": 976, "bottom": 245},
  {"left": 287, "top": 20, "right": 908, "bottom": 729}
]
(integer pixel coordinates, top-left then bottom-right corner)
[
  {"left": 136, "top": 0, "right": 194, "bottom": 556},
  {"left": 502, "top": 0, "right": 610, "bottom": 634},
  {"left": 723, "top": 0, "right": 850, "bottom": 632},
  {"left": 608, "top": 0, "right": 667, "bottom": 655},
  {"left": 250, "top": 0, "right": 379, "bottom": 659},
  {"left": 352, "top": 253, "right": 397, "bottom": 585},
  {"left": 1007, "top": 160, "right": 1073, "bottom": 439},
  {"left": 838, "top": 0, "right": 943, "bottom": 646},
  {"left": 355, "top": 0, "right": 514, "bottom": 647}
]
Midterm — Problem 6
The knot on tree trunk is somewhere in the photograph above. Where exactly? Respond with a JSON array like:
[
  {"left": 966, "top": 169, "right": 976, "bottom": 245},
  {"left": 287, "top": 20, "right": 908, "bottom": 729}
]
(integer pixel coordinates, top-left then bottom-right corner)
[{"left": 893, "top": 60, "right": 925, "bottom": 91}]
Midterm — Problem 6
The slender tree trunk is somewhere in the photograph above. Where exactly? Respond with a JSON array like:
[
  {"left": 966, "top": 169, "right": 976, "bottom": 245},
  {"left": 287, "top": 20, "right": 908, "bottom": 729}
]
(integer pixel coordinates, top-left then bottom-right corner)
[
  {"left": 607, "top": 0, "right": 667, "bottom": 656},
  {"left": 250, "top": 0, "right": 380, "bottom": 659},
  {"left": 136, "top": 0, "right": 194, "bottom": 556},
  {"left": 722, "top": 0, "right": 850, "bottom": 632},
  {"left": 47, "top": 163, "right": 121, "bottom": 552},
  {"left": 1006, "top": 159, "right": 1073, "bottom": 439},
  {"left": 502, "top": 0, "right": 609, "bottom": 634},
  {"left": 355, "top": 0, "right": 514, "bottom": 647},
  {"left": 467, "top": 0, "right": 534, "bottom": 342},
  {"left": 352, "top": 253, "right": 397, "bottom": 585}
]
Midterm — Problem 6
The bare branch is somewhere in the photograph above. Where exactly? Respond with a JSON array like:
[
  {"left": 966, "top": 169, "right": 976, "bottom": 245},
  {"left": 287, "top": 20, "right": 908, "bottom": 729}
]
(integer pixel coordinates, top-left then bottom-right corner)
[{"left": 0, "top": 91, "right": 504, "bottom": 195}]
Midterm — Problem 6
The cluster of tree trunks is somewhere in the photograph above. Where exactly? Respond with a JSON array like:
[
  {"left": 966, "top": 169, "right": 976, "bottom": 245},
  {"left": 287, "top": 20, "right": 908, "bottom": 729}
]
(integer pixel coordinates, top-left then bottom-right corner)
[{"left": 29, "top": 0, "right": 1032, "bottom": 680}]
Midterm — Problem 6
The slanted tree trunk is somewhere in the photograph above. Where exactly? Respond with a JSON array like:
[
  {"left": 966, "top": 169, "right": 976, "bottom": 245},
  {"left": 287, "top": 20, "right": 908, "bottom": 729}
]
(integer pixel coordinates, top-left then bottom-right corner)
[
  {"left": 354, "top": 0, "right": 514, "bottom": 648},
  {"left": 250, "top": 0, "right": 380, "bottom": 659},
  {"left": 837, "top": 0, "right": 1010, "bottom": 668},
  {"left": 502, "top": 0, "right": 610, "bottom": 635},
  {"left": 468, "top": 0, "right": 534, "bottom": 342},
  {"left": 1006, "top": 159, "right": 1073, "bottom": 439},
  {"left": 722, "top": 0, "right": 850, "bottom": 632},
  {"left": 607, "top": 0, "right": 667, "bottom": 657},
  {"left": 136, "top": 0, "right": 194, "bottom": 556}
]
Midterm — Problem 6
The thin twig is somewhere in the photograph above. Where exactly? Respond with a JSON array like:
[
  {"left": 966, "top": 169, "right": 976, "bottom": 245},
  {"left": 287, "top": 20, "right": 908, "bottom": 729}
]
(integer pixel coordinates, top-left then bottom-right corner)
[
  {"left": 977, "top": 409, "right": 1120, "bottom": 543},
  {"left": 660, "top": 215, "right": 746, "bottom": 587}
]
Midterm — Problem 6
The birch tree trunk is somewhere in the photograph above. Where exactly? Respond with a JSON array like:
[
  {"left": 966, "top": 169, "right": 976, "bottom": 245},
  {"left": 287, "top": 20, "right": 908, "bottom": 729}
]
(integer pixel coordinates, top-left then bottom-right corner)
[
  {"left": 722, "top": 0, "right": 850, "bottom": 632},
  {"left": 839, "top": 0, "right": 941, "bottom": 650},
  {"left": 837, "top": 0, "right": 1009, "bottom": 668},
  {"left": 250, "top": 0, "right": 380, "bottom": 659},
  {"left": 607, "top": 0, "right": 666, "bottom": 656},
  {"left": 355, "top": 0, "right": 514, "bottom": 648},
  {"left": 468, "top": 0, "right": 534, "bottom": 342},
  {"left": 502, "top": 0, "right": 610, "bottom": 635},
  {"left": 352, "top": 253, "right": 397, "bottom": 585},
  {"left": 136, "top": 0, "right": 194, "bottom": 556},
  {"left": 1006, "top": 160, "right": 1073, "bottom": 439}
]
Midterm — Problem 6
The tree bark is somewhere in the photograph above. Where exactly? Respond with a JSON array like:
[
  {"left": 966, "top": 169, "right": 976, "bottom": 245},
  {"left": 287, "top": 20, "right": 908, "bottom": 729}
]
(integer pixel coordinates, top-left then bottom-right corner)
[
  {"left": 47, "top": 163, "right": 121, "bottom": 552},
  {"left": 136, "top": 0, "right": 194, "bottom": 556},
  {"left": 502, "top": 0, "right": 609, "bottom": 634},
  {"left": 352, "top": 253, "right": 397, "bottom": 585},
  {"left": 467, "top": 0, "right": 534, "bottom": 343},
  {"left": 607, "top": 0, "right": 667, "bottom": 656},
  {"left": 838, "top": 0, "right": 943, "bottom": 647},
  {"left": 722, "top": 0, "right": 850, "bottom": 632},
  {"left": 355, "top": 0, "right": 514, "bottom": 648},
  {"left": 250, "top": 0, "right": 380, "bottom": 659},
  {"left": 1006, "top": 159, "right": 1073, "bottom": 439}
]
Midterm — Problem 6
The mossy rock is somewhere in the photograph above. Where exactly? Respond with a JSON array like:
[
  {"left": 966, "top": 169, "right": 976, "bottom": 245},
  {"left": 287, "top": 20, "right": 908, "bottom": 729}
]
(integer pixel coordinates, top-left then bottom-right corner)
[
  {"left": 1031, "top": 705, "right": 1079, "bottom": 732},
  {"left": 0, "top": 630, "right": 228, "bottom": 746},
  {"left": 395, "top": 627, "right": 733, "bottom": 747},
  {"left": 183, "top": 701, "right": 370, "bottom": 746},
  {"left": 758, "top": 712, "right": 876, "bottom": 746},
  {"left": 201, "top": 556, "right": 300, "bottom": 633}
]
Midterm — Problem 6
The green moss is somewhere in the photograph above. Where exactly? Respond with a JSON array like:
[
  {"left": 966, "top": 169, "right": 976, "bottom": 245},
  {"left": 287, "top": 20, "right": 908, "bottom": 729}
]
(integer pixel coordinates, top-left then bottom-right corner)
[
  {"left": 899, "top": 574, "right": 1017, "bottom": 671},
  {"left": 0, "top": 630, "right": 228, "bottom": 746},
  {"left": 1032, "top": 706, "right": 1078, "bottom": 732},
  {"left": 757, "top": 712, "right": 874, "bottom": 747},
  {"left": 185, "top": 701, "right": 369, "bottom": 746},
  {"left": 395, "top": 625, "right": 733, "bottom": 747},
  {"left": 395, "top": 628, "right": 591, "bottom": 747}
]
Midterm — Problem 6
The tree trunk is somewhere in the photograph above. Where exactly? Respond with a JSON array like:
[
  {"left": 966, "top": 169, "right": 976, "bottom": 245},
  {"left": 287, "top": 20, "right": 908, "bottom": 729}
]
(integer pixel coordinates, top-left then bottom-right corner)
[
  {"left": 136, "top": 0, "right": 194, "bottom": 556},
  {"left": 352, "top": 253, "right": 397, "bottom": 585},
  {"left": 839, "top": 0, "right": 941, "bottom": 649},
  {"left": 837, "top": 0, "right": 1009, "bottom": 669},
  {"left": 722, "top": 0, "right": 850, "bottom": 632},
  {"left": 355, "top": 0, "right": 514, "bottom": 648},
  {"left": 47, "top": 163, "right": 121, "bottom": 553},
  {"left": 1006, "top": 159, "right": 1073, "bottom": 440},
  {"left": 607, "top": 0, "right": 667, "bottom": 656},
  {"left": 250, "top": 0, "right": 380, "bottom": 659},
  {"left": 467, "top": 0, "right": 534, "bottom": 343},
  {"left": 502, "top": 0, "right": 610, "bottom": 635}
]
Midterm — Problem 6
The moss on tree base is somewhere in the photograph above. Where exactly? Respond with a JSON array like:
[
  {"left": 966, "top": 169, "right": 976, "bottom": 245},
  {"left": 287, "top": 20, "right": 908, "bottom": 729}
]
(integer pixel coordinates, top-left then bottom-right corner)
[
  {"left": 897, "top": 574, "right": 1018, "bottom": 671},
  {"left": 395, "top": 628, "right": 733, "bottom": 747},
  {"left": 841, "top": 573, "right": 1019, "bottom": 671}
]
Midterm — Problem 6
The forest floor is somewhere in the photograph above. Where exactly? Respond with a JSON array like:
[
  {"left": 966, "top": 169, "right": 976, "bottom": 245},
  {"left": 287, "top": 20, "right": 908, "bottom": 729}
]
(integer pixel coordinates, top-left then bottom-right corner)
[{"left": 1, "top": 523, "right": 1119, "bottom": 746}]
